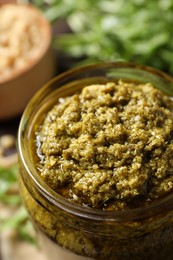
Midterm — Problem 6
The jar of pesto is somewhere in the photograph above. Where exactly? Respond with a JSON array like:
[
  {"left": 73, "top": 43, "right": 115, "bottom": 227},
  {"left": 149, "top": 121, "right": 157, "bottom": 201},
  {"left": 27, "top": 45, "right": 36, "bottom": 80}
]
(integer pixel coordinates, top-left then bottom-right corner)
[{"left": 18, "top": 62, "right": 173, "bottom": 260}]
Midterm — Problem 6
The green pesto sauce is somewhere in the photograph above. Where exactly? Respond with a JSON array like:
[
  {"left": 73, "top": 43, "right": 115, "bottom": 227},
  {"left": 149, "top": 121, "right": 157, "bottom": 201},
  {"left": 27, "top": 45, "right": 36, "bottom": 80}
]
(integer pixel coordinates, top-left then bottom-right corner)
[{"left": 35, "top": 80, "right": 173, "bottom": 210}]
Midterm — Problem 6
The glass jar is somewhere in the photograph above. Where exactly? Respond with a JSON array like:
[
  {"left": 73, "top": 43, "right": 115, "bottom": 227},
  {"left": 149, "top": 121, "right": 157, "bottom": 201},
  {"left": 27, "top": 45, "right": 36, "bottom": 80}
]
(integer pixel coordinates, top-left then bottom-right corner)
[{"left": 18, "top": 62, "right": 173, "bottom": 260}]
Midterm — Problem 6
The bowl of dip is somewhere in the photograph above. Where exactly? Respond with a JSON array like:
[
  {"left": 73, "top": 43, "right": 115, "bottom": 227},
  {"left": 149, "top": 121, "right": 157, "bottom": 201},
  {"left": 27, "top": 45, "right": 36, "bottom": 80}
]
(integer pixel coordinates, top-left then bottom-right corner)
[
  {"left": 18, "top": 62, "right": 173, "bottom": 260},
  {"left": 0, "top": 3, "right": 55, "bottom": 120}
]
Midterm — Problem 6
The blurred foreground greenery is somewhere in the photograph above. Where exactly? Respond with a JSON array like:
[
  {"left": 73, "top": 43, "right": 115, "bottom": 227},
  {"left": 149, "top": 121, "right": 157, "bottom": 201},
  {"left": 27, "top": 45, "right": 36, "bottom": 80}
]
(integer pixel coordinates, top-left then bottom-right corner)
[
  {"left": 0, "top": 165, "right": 35, "bottom": 244},
  {"left": 33, "top": 0, "right": 173, "bottom": 74}
]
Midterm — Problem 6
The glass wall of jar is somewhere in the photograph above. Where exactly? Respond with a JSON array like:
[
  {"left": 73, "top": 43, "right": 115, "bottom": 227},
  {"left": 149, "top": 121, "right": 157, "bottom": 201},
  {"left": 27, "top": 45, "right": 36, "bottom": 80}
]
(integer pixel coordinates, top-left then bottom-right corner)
[{"left": 18, "top": 62, "right": 173, "bottom": 260}]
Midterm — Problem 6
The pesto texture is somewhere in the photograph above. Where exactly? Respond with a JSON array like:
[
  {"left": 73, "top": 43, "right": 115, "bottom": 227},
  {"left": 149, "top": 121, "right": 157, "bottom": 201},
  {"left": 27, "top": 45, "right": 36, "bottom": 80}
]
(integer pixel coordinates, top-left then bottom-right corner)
[{"left": 36, "top": 81, "right": 173, "bottom": 210}]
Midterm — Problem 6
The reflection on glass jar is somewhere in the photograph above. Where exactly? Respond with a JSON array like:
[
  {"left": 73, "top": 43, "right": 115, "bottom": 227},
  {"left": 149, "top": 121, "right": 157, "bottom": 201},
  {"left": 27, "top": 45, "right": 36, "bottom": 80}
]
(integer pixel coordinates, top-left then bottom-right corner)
[{"left": 18, "top": 62, "right": 173, "bottom": 260}]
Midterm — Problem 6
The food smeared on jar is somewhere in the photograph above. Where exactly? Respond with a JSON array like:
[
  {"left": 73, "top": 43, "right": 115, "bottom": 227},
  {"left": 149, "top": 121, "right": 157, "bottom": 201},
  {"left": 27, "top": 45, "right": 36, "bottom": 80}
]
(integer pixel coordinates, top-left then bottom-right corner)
[{"left": 35, "top": 80, "right": 173, "bottom": 210}]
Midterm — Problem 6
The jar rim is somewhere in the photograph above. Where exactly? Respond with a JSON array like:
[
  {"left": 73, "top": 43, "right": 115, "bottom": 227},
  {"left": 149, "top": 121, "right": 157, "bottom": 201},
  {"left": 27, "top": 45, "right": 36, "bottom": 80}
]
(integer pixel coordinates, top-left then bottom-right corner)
[{"left": 18, "top": 61, "right": 173, "bottom": 222}]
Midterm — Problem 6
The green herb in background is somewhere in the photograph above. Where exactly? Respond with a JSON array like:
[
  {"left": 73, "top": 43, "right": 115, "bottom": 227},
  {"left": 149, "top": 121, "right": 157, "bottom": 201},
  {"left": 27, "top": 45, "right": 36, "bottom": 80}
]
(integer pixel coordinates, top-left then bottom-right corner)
[{"left": 32, "top": 0, "right": 173, "bottom": 74}]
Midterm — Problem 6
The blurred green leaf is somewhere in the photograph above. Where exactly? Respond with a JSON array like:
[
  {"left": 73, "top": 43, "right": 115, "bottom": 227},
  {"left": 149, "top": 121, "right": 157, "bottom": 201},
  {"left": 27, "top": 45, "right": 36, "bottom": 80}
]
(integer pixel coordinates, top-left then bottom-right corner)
[
  {"left": 32, "top": 0, "right": 173, "bottom": 75},
  {"left": 0, "top": 207, "right": 28, "bottom": 231},
  {"left": 0, "top": 165, "right": 19, "bottom": 205},
  {"left": 0, "top": 165, "right": 36, "bottom": 243}
]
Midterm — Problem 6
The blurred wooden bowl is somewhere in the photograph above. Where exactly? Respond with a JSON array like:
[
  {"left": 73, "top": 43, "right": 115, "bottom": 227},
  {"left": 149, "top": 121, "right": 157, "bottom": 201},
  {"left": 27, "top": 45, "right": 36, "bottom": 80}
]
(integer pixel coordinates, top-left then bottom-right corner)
[{"left": 0, "top": 3, "right": 55, "bottom": 120}]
